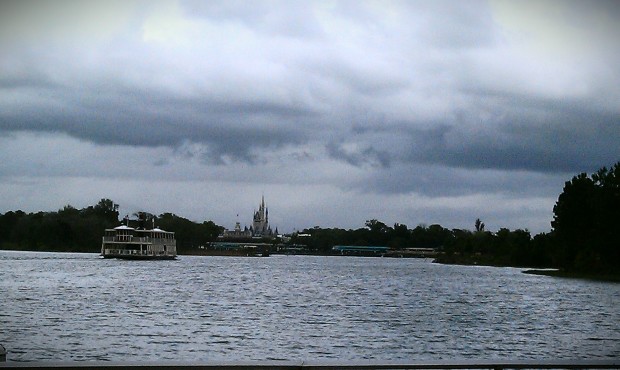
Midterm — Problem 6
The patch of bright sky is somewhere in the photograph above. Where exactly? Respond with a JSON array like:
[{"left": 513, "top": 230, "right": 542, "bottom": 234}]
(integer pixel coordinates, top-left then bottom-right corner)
[
  {"left": 490, "top": 0, "right": 615, "bottom": 57},
  {"left": 0, "top": 1, "right": 134, "bottom": 44},
  {"left": 142, "top": 1, "right": 200, "bottom": 45}
]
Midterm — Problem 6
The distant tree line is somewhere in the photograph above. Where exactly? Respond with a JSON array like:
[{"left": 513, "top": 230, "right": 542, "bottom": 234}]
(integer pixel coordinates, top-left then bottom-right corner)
[
  {"left": 294, "top": 220, "right": 552, "bottom": 267},
  {"left": 292, "top": 162, "right": 619, "bottom": 276},
  {"left": 0, "top": 199, "right": 223, "bottom": 254},
  {"left": 0, "top": 199, "right": 120, "bottom": 252},
  {"left": 0, "top": 162, "right": 618, "bottom": 276}
]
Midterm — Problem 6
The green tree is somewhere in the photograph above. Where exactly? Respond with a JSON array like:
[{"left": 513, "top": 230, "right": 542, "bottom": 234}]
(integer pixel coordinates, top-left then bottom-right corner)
[
  {"left": 362, "top": 219, "right": 391, "bottom": 245},
  {"left": 155, "top": 213, "right": 224, "bottom": 253},
  {"left": 94, "top": 198, "right": 119, "bottom": 224},
  {"left": 475, "top": 218, "right": 485, "bottom": 232},
  {"left": 0, "top": 210, "right": 25, "bottom": 248},
  {"left": 388, "top": 223, "right": 410, "bottom": 249},
  {"left": 551, "top": 162, "right": 620, "bottom": 273},
  {"left": 200, "top": 220, "right": 224, "bottom": 242}
]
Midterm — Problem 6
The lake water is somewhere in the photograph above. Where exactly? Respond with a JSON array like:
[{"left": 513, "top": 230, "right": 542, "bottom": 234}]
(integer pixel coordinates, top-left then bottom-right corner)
[{"left": 0, "top": 250, "right": 618, "bottom": 363}]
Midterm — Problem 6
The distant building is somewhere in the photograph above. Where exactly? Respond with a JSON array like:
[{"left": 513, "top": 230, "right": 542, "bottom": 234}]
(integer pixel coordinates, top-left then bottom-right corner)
[
  {"left": 221, "top": 220, "right": 252, "bottom": 239},
  {"left": 220, "top": 196, "right": 276, "bottom": 239}
]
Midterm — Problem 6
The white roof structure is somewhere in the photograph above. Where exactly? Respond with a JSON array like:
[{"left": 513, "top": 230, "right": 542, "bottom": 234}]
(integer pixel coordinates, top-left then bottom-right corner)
[{"left": 113, "top": 225, "right": 135, "bottom": 230}]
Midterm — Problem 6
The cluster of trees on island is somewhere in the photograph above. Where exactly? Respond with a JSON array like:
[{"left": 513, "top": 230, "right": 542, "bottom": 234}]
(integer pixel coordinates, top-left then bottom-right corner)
[{"left": 0, "top": 162, "right": 618, "bottom": 277}]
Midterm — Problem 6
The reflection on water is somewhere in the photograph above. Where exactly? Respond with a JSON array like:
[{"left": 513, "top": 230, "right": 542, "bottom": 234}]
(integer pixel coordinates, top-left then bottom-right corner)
[{"left": 0, "top": 250, "right": 618, "bottom": 362}]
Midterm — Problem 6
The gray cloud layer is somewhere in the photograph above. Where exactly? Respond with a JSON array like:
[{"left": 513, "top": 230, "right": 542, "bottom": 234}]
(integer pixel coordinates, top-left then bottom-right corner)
[{"left": 1, "top": 0, "right": 619, "bottom": 231}]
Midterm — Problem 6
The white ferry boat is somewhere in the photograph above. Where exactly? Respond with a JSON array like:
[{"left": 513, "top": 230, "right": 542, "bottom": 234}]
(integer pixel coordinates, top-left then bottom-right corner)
[{"left": 101, "top": 215, "right": 177, "bottom": 260}]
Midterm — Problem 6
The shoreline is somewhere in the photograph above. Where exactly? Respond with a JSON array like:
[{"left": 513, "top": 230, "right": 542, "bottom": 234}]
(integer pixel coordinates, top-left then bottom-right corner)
[
  {"left": 2, "top": 248, "right": 618, "bottom": 282},
  {"left": 522, "top": 268, "right": 620, "bottom": 282}
]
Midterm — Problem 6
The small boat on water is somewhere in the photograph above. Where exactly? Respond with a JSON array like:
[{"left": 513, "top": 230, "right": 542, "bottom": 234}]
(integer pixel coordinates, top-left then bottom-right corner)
[{"left": 101, "top": 213, "right": 177, "bottom": 260}]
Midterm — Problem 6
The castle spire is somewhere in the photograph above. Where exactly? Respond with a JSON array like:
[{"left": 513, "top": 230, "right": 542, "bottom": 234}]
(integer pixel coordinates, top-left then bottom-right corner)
[{"left": 252, "top": 195, "right": 271, "bottom": 236}]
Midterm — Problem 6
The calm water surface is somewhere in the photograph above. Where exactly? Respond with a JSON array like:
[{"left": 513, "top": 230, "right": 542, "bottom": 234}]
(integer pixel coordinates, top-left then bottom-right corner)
[{"left": 0, "top": 250, "right": 618, "bottom": 362}]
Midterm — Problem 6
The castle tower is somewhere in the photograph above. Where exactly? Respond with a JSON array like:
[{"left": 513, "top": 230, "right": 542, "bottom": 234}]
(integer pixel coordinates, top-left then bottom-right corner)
[{"left": 252, "top": 196, "right": 270, "bottom": 236}]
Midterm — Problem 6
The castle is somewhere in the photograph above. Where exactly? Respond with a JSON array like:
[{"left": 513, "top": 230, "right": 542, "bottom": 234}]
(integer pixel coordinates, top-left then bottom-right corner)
[
  {"left": 220, "top": 196, "right": 276, "bottom": 239},
  {"left": 252, "top": 196, "right": 272, "bottom": 236}
]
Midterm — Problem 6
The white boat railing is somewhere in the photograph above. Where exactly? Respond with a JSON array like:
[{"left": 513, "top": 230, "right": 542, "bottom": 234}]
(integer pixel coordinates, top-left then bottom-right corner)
[{"left": 102, "top": 236, "right": 176, "bottom": 245}]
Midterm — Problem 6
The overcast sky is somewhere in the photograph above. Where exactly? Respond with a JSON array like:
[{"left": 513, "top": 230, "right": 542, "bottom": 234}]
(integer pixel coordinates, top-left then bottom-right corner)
[{"left": 1, "top": 0, "right": 618, "bottom": 234}]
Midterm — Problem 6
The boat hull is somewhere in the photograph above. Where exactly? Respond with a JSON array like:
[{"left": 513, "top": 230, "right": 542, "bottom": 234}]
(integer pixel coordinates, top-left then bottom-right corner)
[{"left": 101, "top": 253, "right": 177, "bottom": 260}]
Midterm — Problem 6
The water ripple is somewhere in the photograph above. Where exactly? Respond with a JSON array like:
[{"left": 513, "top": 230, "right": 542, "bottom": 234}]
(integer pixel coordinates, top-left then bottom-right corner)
[{"left": 1, "top": 251, "right": 619, "bottom": 362}]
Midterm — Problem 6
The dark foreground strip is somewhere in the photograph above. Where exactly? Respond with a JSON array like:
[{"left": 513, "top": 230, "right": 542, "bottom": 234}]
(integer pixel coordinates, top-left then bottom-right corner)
[{"left": 1, "top": 360, "right": 619, "bottom": 369}]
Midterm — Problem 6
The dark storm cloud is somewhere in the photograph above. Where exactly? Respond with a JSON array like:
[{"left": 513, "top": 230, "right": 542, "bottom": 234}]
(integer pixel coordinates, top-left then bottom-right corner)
[
  {"left": 357, "top": 164, "right": 564, "bottom": 198},
  {"left": 0, "top": 72, "right": 316, "bottom": 163},
  {"left": 408, "top": 106, "right": 620, "bottom": 174},
  {"left": 314, "top": 3, "right": 619, "bottom": 180},
  {"left": 326, "top": 140, "right": 392, "bottom": 168},
  {"left": 1, "top": 0, "right": 618, "bottom": 184},
  {"left": 326, "top": 90, "right": 619, "bottom": 179}
]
